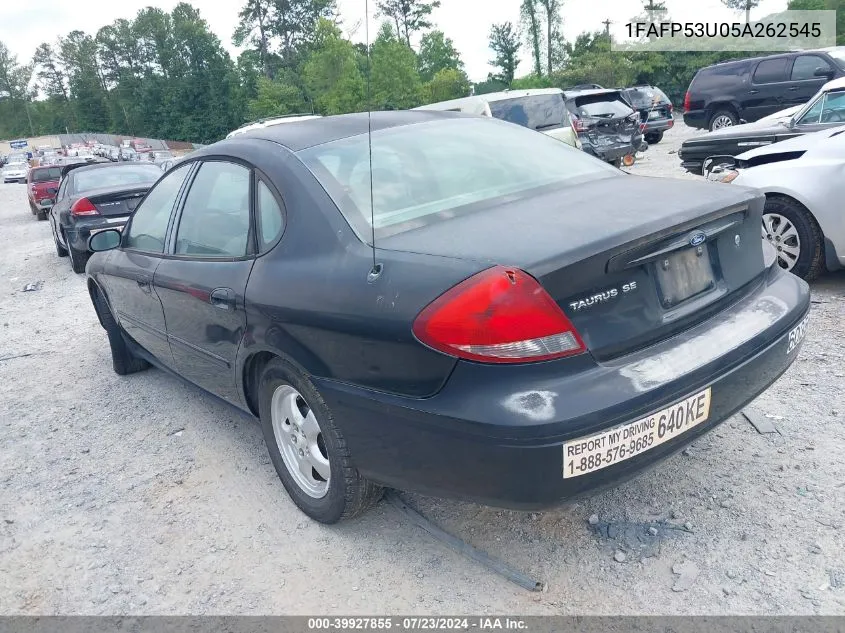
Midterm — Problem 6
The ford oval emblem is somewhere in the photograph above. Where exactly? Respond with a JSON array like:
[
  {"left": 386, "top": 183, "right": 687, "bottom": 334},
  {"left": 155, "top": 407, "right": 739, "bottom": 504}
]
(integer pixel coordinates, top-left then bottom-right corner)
[{"left": 689, "top": 231, "right": 706, "bottom": 247}]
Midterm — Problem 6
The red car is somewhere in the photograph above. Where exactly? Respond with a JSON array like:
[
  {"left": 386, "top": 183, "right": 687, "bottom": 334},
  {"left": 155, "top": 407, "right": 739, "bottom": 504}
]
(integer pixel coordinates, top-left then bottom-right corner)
[{"left": 27, "top": 165, "right": 62, "bottom": 221}]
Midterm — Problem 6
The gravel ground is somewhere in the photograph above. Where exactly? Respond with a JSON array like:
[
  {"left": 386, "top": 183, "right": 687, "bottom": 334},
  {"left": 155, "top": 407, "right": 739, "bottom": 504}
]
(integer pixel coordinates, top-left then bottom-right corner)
[{"left": 1, "top": 122, "right": 844, "bottom": 615}]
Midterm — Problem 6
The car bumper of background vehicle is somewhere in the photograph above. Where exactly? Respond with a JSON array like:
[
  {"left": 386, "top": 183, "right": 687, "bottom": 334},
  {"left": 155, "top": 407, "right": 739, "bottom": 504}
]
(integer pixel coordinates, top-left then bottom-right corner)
[
  {"left": 641, "top": 118, "right": 674, "bottom": 133},
  {"left": 66, "top": 220, "right": 127, "bottom": 252},
  {"left": 316, "top": 268, "right": 809, "bottom": 509},
  {"left": 683, "top": 111, "right": 708, "bottom": 129}
]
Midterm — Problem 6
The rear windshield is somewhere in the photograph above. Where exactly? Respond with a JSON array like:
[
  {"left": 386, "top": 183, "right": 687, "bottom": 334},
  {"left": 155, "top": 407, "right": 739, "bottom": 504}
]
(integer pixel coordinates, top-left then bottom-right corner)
[
  {"left": 72, "top": 165, "right": 162, "bottom": 193},
  {"left": 624, "top": 87, "right": 670, "bottom": 108},
  {"left": 828, "top": 48, "right": 845, "bottom": 70},
  {"left": 298, "top": 118, "right": 617, "bottom": 239},
  {"left": 488, "top": 94, "right": 569, "bottom": 131},
  {"left": 31, "top": 167, "right": 62, "bottom": 182},
  {"left": 574, "top": 94, "right": 635, "bottom": 118}
]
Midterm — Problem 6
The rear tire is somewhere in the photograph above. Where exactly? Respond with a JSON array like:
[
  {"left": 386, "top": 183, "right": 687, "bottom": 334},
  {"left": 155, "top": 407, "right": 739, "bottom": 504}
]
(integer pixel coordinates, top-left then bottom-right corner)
[
  {"left": 67, "top": 240, "right": 89, "bottom": 274},
  {"left": 762, "top": 196, "right": 824, "bottom": 281},
  {"left": 91, "top": 288, "right": 150, "bottom": 375},
  {"left": 644, "top": 131, "right": 664, "bottom": 144},
  {"left": 258, "top": 357, "right": 382, "bottom": 524},
  {"left": 708, "top": 109, "right": 738, "bottom": 131}
]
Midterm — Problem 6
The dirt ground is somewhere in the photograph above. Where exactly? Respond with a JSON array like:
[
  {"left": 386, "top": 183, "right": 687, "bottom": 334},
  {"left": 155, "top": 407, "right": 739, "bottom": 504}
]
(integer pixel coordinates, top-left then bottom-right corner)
[{"left": 1, "top": 122, "right": 844, "bottom": 615}]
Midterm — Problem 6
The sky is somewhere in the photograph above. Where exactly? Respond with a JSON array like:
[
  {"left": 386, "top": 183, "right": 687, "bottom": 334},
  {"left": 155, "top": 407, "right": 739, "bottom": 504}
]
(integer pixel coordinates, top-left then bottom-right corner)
[{"left": 1, "top": 0, "right": 788, "bottom": 82}]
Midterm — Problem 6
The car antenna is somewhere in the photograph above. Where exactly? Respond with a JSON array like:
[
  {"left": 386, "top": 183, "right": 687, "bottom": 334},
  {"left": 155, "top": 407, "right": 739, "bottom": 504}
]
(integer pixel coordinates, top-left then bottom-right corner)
[{"left": 365, "top": 0, "right": 382, "bottom": 283}]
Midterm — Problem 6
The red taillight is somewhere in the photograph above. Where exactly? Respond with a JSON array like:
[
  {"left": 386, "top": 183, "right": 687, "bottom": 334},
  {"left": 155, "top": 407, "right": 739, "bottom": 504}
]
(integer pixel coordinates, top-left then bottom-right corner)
[
  {"left": 683, "top": 91, "right": 691, "bottom": 113},
  {"left": 571, "top": 117, "right": 586, "bottom": 133},
  {"left": 668, "top": 102, "right": 674, "bottom": 114},
  {"left": 412, "top": 266, "right": 586, "bottom": 364},
  {"left": 71, "top": 197, "right": 99, "bottom": 216}
]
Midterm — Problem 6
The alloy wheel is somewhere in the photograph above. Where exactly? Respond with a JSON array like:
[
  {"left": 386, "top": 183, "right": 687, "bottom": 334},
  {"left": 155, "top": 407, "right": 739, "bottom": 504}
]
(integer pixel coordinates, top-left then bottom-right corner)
[
  {"left": 270, "top": 385, "right": 330, "bottom": 498},
  {"left": 711, "top": 115, "right": 734, "bottom": 130},
  {"left": 762, "top": 213, "right": 801, "bottom": 272}
]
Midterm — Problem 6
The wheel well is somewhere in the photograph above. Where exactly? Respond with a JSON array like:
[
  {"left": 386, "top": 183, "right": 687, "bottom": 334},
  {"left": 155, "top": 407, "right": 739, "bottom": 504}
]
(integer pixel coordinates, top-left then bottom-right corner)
[
  {"left": 706, "top": 102, "right": 737, "bottom": 118},
  {"left": 87, "top": 280, "right": 106, "bottom": 327},
  {"left": 242, "top": 351, "right": 278, "bottom": 417}
]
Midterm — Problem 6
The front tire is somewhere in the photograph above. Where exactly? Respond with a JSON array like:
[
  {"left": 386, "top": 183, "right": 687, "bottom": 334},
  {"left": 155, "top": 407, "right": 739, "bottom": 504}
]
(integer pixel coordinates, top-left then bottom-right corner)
[
  {"left": 258, "top": 357, "right": 382, "bottom": 523},
  {"left": 91, "top": 288, "right": 150, "bottom": 375},
  {"left": 644, "top": 131, "right": 664, "bottom": 144},
  {"left": 762, "top": 196, "right": 824, "bottom": 281},
  {"left": 709, "top": 109, "right": 738, "bottom": 131},
  {"left": 54, "top": 227, "right": 68, "bottom": 257}
]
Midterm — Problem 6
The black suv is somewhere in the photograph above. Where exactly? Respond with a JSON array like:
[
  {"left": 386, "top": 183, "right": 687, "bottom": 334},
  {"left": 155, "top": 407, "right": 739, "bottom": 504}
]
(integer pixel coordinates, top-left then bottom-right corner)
[{"left": 684, "top": 47, "right": 845, "bottom": 131}]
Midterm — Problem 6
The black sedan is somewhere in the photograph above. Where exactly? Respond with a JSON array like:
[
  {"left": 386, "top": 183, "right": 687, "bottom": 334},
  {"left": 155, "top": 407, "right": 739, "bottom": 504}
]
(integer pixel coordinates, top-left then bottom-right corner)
[
  {"left": 679, "top": 79, "right": 845, "bottom": 174},
  {"left": 85, "top": 112, "right": 810, "bottom": 523},
  {"left": 50, "top": 162, "right": 164, "bottom": 273}
]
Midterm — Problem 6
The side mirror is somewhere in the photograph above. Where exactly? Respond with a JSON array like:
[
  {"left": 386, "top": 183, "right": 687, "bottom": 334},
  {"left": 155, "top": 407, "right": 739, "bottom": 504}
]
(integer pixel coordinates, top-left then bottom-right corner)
[
  {"left": 46, "top": 187, "right": 57, "bottom": 195},
  {"left": 814, "top": 67, "right": 834, "bottom": 79},
  {"left": 88, "top": 229, "right": 122, "bottom": 252}
]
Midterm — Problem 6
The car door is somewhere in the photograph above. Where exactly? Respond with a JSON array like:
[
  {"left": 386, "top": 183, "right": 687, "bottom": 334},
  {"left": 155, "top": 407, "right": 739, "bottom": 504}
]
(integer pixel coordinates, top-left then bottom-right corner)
[
  {"left": 786, "top": 54, "right": 833, "bottom": 108},
  {"left": 49, "top": 175, "right": 71, "bottom": 247},
  {"left": 745, "top": 58, "right": 790, "bottom": 121},
  {"left": 99, "top": 163, "right": 194, "bottom": 367},
  {"left": 153, "top": 160, "right": 255, "bottom": 405}
]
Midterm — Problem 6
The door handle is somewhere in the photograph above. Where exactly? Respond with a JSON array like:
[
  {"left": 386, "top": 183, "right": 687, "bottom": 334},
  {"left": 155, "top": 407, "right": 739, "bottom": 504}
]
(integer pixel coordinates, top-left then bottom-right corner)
[
  {"left": 788, "top": 86, "right": 799, "bottom": 91},
  {"left": 210, "top": 287, "right": 235, "bottom": 310},
  {"left": 749, "top": 89, "right": 759, "bottom": 94},
  {"left": 136, "top": 276, "right": 152, "bottom": 293}
]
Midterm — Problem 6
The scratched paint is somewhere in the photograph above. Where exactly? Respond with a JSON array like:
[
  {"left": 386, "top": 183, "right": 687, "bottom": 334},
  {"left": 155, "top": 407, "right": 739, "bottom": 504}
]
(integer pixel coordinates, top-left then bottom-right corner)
[
  {"left": 620, "top": 296, "right": 790, "bottom": 392},
  {"left": 502, "top": 390, "right": 558, "bottom": 422}
]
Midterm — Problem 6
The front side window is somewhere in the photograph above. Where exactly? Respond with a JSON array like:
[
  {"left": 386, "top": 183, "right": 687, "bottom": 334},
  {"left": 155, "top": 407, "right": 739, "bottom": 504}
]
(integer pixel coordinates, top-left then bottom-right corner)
[
  {"left": 791, "top": 55, "right": 831, "bottom": 81},
  {"left": 299, "top": 118, "right": 618, "bottom": 240},
  {"left": 174, "top": 161, "right": 251, "bottom": 257},
  {"left": 124, "top": 164, "right": 192, "bottom": 253}
]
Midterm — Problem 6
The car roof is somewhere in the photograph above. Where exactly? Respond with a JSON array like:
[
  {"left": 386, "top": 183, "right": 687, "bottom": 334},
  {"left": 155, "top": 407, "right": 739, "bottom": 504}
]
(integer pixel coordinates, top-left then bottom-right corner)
[{"left": 218, "top": 110, "right": 471, "bottom": 152}]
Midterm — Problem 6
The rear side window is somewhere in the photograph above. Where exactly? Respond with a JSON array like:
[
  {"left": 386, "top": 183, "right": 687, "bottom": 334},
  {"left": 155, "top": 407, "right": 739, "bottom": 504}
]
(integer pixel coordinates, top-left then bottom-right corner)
[
  {"left": 175, "top": 161, "right": 252, "bottom": 258},
  {"left": 791, "top": 55, "right": 832, "bottom": 81},
  {"left": 488, "top": 95, "right": 569, "bottom": 131},
  {"left": 752, "top": 58, "right": 788, "bottom": 84},
  {"left": 257, "top": 180, "right": 284, "bottom": 250}
]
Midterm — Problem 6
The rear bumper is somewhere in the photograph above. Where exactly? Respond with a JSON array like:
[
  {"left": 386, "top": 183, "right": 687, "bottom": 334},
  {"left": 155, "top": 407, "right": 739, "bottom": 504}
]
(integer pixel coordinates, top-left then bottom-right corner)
[
  {"left": 641, "top": 118, "right": 674, "bottom": 134},
  {"left": 65, "top": 217, "right": 128, "bottom": 252},
  {"left": 683, "top": 110, "right": 708, "bottom": 129},
  {"left": 318, "top": 268, "right": 810, "bottom": 509}
]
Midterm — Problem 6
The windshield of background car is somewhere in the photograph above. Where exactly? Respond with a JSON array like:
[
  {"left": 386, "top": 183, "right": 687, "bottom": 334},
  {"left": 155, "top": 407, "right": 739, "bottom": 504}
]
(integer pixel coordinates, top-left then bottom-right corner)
[
  {"left": 624, "top": 87, "right": 670, "bottom": 108},
  {"left": 488, "top": 94, "right": 569, "bottom": 130},
  {"left": 827, "top": 48, "right": 845, "bottom": 70},
  {"left": 798, "top": 90, "right": 845, "bottom": 124},
  {"left": 575, "top": 94, "right": 635, "bottom": 118},
  {"left": 299, "top": 118, "right": 618, "bottom": 240},
  {"left": 72, "top": 165, "right": 162, "bottom": 193},
  {"left": 31, "top": 167, "right": 62, "bottom": 182}
]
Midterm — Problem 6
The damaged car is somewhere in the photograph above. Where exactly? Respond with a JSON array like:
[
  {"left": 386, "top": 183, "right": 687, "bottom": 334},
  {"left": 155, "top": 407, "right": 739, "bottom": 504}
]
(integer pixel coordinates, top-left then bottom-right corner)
[
  {"left": 680, "top": 77, "right": 845, "bottom": 175},
  {"left": 564, "top": 89, "right": 647, "bottom": 165},
  {"left": 621, "top": 85, "right": 675, "bottom": 145},
  {"left": 705, "top": 125, "right": 845, "bottom": 281},
  {"left": 84, "top": 112, "right": 809, "bottom": 524}
]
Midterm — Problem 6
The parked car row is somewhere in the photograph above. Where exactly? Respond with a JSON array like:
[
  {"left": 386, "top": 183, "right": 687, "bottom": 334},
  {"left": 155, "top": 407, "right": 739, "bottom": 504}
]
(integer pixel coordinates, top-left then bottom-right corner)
[{"left": 19, "top": 111, "right": 803, "bottom": 526}]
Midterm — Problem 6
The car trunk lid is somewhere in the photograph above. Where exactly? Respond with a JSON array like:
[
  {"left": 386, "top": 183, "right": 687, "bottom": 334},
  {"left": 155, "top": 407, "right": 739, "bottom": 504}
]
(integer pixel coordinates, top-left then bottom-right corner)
[
  {"left": 379, "top": 176, "right": 766, "bottom": 360},
  {"left": 83, "top": 185, "right": 150, "bottom": 217}
]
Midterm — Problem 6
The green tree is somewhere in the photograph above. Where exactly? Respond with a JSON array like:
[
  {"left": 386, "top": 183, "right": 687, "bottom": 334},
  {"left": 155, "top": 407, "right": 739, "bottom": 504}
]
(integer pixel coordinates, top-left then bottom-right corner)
[
  {"left": 248, "top": 76, "right": 307, "bottom": 119},
  {"left": 376, "top": 0, "right": 441, "bottom": 47},
  {"left": 271, "top": 0, "right": 337, "bottom": 69},
  {"left": 370, "top": 23, "right": 422, "bottom": 109},
  {"left": 721, "top": 0, "right": 761, "bottom": 23},
  {"left": 787, "top": 0, "right": 844, "bottom": 44},
  {"left": 233, "top": 0, "right": 275, "bottom": 78},
  {"left": 0, "top": 41, "right": 36, "bottom": 137},
  {"left": 537, "top": 0, "right": 562, "bottom": 75},
  {"left": 60, "top": 31, "right": 110, "bottom": 132},
  {"left": 417, "top": 30, "right": 462, "bottom": 81},
  {"left": 489, "top": 22, "right": 521, "bottom": 86},
  {"left": 302, "top": 19, "right": 365, "bottom": 114},
  {"left": 473, "top": 73, "right": 508, "bottom": 95},
  {"left": 424, "top": 67, "right": 470, "bottom": 102},
  {"left": 520, "top": 0, "right": 543, "bottom": 76}
]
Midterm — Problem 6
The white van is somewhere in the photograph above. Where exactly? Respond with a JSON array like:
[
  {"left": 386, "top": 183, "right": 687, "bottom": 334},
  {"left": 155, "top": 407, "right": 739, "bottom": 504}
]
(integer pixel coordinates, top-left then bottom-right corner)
[{"left": 415, "top": 88, "right": 580, "bottom": 149}]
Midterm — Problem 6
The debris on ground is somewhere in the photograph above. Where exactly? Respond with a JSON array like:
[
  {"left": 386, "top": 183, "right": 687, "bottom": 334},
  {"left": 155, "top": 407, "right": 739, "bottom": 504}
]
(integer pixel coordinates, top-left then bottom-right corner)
[
  {"left": 21, "top": 281, "right": 43, "bottom": 292},
  {"left": 742, "top": 410, "right": 779, "bottom": 434},
  {"left": 672, "top": 560, "right": 701, "bottom": 592}
]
